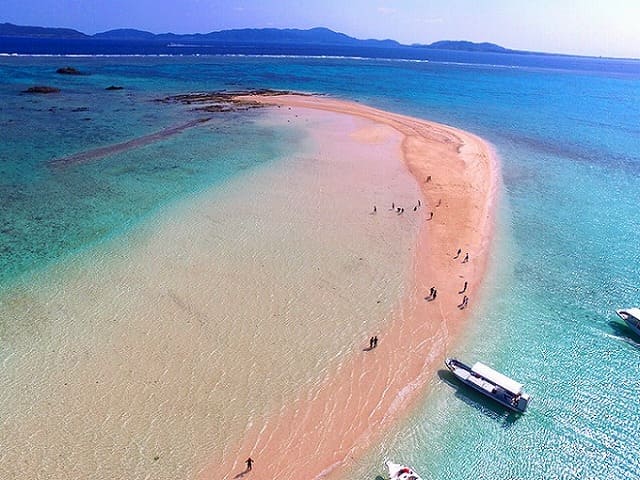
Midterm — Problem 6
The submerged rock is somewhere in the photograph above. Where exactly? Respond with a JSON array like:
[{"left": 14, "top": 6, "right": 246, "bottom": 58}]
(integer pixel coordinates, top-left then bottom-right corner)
[
  {"left": 56, "top": 66, "right": 85, "bottom": 75},
  {"left": 23, "top": 85, "right": 60, "bottom": 94}
]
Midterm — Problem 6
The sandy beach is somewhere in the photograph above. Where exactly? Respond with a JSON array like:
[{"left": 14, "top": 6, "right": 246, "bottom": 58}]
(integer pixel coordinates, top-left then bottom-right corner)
[
  {"left": 198, "top": 94, "right": 499, "bottom": 480},
  {"left": 0, "top": 91, "right": 496, "bottom": 480},
  {"left": 0, "top": 98, "right": 423, "bottom": 479}
]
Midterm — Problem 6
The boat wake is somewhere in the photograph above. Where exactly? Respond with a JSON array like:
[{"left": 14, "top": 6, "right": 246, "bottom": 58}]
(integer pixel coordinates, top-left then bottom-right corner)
[{"left": 602, "top": 332, "right": 640, "bottom": 349}]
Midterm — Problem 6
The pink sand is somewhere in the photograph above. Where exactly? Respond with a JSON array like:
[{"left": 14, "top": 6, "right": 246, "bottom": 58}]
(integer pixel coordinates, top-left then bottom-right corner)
[{"left": 198, "top": 95, "right": 499, "bottom": 480}]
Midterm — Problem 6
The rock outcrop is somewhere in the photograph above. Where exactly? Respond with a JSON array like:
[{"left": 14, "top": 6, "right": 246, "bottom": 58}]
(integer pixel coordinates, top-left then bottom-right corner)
[
  {"left": 56, "top": 66, "right": 85, "bottom": 75},
  {"left": 23, "top": 85, "right": 61, "bottom": 94}
]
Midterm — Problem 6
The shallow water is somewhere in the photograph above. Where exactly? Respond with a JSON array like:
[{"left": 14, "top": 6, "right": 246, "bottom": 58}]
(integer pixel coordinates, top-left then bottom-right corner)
[
  {"left": 1, "top": 55, "right": 639, "bottom": 479},
  {"left": 0, "top": 105, "right": 421, "bottom": 479}
]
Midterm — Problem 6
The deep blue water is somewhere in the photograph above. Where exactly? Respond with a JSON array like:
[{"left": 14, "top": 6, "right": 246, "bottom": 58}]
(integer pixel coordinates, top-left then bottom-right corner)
[
  {"left": 2, "top": 36, "right": 640, "bottom": 76},
  {"left": 1, "top": 47, "right": 639, "bottom": 479}
]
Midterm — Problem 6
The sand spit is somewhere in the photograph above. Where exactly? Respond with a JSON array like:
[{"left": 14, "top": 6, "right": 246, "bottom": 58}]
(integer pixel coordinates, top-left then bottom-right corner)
[
  {"left": 49, "top": 117, "right": 212, "bottom": 167},
  {"left": 49, "top": 90, "right": 297, "bottom": 168},
  {"left": 0, "top": 90, "right": 496, "bottom": 480},
  {"left": 0, "top": 103, "right": 422, "bottom": 479},
  {"left": 197, "top": 94, "right": 499, "bottom": 480}
]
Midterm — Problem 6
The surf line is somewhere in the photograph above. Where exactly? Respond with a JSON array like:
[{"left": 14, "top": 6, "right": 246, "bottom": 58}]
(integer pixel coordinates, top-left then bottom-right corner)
[{"left": 49, "top": 117, "right": 212, "bottom": 168}]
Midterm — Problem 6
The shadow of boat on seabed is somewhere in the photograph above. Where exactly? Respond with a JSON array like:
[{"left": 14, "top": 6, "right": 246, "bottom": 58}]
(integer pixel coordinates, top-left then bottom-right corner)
[
  {"left": 606, "top": 320, "right": 640, "bottom": 348},
  {"left": 437, "top": 369, "right": 522, "bottom": 428}
]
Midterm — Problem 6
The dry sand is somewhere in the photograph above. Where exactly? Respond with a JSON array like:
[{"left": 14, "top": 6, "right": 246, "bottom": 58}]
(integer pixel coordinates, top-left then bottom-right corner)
[{"left": 199, "top": 95, "right": 499, "bottom": 480}]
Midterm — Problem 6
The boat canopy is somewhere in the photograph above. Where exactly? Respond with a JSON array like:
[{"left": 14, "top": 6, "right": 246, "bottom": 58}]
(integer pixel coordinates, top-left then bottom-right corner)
[{"left": 471, "top": 362, "right": 523, "bottom": 395}]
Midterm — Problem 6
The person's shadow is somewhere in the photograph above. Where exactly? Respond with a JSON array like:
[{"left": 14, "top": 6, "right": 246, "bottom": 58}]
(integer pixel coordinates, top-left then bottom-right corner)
[{"left": 233, "top": 467, "right": 251, "bottom": 479}]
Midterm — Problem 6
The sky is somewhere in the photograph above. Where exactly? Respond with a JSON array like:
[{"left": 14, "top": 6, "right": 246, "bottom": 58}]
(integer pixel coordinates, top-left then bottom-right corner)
[{"left": 3, "top": 0, "right": 640, "bottom": 58}]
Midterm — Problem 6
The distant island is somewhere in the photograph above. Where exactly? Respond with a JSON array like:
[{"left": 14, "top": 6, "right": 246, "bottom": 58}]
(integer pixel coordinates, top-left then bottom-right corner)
[{"left": 0, "top": 22, "right": 511, "bottom": 54}]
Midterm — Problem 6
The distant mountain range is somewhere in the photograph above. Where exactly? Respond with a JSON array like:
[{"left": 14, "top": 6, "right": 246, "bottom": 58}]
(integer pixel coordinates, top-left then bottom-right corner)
[{"left": 0, "top": 22, "right": 512, "bottom": 53}]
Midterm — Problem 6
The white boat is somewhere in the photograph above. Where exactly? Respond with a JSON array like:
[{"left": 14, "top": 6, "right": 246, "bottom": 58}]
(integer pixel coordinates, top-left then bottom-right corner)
[
  {"left": 386, "top": 461, "right": 424, "bottom": 480},
  {"left": 616, "top": 308, "right": 640, "bottom": 337},
  {"left": 445, "top": 358, "right": 531, "bottom": 413}
]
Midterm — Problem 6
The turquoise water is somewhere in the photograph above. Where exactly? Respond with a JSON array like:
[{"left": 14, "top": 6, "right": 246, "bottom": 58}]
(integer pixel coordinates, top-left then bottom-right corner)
[
  {"left": 0, "top": 63, "right": 302, "bottom": 286},
  {"left": 1, "top": 55, "right": 639, "bottom": 478}
]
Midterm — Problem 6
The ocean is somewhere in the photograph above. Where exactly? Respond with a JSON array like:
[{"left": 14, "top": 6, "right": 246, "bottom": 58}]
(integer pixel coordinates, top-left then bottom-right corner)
[{"left": 1, "top": 40, "right": 639, "bottom": 479}]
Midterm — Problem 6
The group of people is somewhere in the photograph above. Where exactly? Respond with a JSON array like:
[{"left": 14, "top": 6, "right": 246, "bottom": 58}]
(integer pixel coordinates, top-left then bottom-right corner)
[
  {"left": 371, "top": 199, "right": 434, "bottom": 218},
  {"left": 453, "top": 249, "right": 469, "bottom": 263},
  {"left": 426, "top": 283, "right": 469, "bottom": 309},
  {"left": 368, "top": 335, "right": 379, "bottom": 349},
  {"left": 424, "top": 249, "right": 471, "bottom": 308},
  {"left": 368, "top": 194, "right": 447, "bottom": 224}
]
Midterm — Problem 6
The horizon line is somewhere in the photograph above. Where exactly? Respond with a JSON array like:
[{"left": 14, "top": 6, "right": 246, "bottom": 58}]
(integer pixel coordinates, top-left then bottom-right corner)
[{"left": 2, "top": 21, "right": 639, "bottom": 61}]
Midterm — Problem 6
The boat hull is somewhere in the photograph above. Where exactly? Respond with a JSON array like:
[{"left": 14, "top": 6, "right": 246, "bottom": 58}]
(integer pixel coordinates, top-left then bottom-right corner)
[{"left": 616, "top": 309, "right": 640, "bottom": 338}]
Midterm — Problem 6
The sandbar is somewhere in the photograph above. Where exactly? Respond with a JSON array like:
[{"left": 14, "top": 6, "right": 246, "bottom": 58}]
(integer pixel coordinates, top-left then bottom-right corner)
[
  {"left": 199, "top": 94, "right": 499, "bottom": 479},
  {"left": 0, "top": 97, "right": 422, "bottom": 479},
  {"left": 0, "top": 92, "right": 496, "bottom": 480}
]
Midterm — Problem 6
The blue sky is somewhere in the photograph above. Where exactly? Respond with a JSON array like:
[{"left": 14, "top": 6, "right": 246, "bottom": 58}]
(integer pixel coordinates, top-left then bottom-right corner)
[{"left": 3, "top": 0, "right": 640, "bottom": 58}]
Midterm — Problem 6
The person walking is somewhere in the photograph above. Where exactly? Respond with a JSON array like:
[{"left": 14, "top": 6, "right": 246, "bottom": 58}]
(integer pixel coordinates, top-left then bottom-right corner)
[
  {"left": 460, "top": 296, "right": 469, "bottom": 309},
  {"left": 373, "top": 336, "right": 378, "bottom": 348},
  {"left": 453, "top": 249, "right": 461, "bottom": 259},
  {"left": 459, "top": 281, "right": 468, "bottom": 294},
  {"left": 462, "top": 253, "right": 469, "bottom": 263},
  {"left": 246, "top": 457, "right": 254, "bottom": 471}
]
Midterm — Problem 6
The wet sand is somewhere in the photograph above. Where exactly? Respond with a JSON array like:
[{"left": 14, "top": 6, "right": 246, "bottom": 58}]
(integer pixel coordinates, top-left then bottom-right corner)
[
  {"left": 0, "top": 104, "right": 422, "bottom": 479},
  {"left": 0, "top": 93, "right": 496, "bottom": 480},
  {"left": 199, "top": 95, "right": 499, "bottom": 479},
  {"left": 49, "top": 117, "right": 212, "bottom": 167}
]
